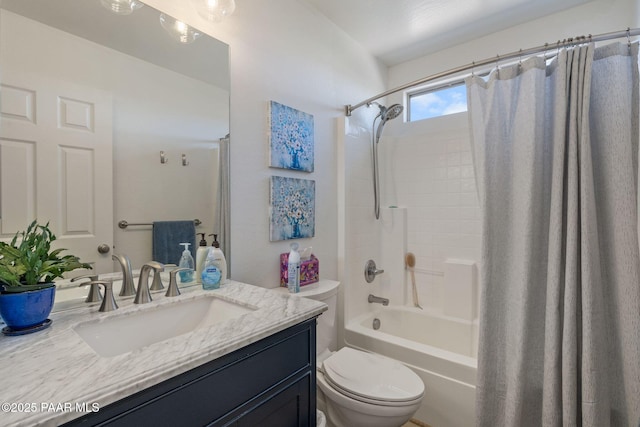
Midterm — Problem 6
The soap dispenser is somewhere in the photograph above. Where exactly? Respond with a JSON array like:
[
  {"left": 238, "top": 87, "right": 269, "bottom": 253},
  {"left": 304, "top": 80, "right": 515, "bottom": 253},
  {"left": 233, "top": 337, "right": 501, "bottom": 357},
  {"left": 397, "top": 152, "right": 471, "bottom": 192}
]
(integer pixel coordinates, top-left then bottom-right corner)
[
  {"left": 201, "top": 247, "right": 221, "bottom": 290},
  {"left": 209, "top": 234, "right": 228, "bottom": 285},
  {"left": 195, "top": 233, "right": 209, "bottom": 283},
  {"left": 178, "top": 243, "right": 194, "bottom": 283}
]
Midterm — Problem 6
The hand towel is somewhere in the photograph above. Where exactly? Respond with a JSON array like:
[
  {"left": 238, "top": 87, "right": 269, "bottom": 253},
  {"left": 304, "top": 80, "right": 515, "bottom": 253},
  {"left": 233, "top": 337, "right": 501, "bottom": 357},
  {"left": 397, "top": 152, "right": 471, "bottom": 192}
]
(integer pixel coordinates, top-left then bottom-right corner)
[{"left": 152, "top": 221, "right": 196, "bottom": 265}]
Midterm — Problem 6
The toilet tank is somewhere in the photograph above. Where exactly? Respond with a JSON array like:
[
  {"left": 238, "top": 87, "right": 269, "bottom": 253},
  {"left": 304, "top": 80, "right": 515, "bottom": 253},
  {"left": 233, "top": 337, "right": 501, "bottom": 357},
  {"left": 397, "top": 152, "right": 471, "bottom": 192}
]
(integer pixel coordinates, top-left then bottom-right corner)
[{"left": 276, "top": 280, "right": 340, "bottom": 354}]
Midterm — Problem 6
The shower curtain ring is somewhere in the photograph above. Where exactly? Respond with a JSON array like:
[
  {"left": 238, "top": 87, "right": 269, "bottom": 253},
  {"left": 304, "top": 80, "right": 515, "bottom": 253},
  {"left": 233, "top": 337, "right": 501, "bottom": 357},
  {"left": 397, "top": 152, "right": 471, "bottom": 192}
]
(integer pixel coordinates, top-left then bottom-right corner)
[
  {"left": 471, "top": 61, "right": 475, "bottom": 77},
  {"left": 495, "top": 54, "right": 500, "bottom": 75},
  {"left": 627, "top": 27, "right": 631, "bottom": 48},
  {"left": 518, "top": 49, "right": 523, "bottom": 68}
]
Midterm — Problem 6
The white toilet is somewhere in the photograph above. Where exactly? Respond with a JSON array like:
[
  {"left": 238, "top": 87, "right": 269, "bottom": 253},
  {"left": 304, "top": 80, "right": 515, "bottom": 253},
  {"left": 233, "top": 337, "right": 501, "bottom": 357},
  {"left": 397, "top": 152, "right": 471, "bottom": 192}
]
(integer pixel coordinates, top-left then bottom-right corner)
[{"left": 280, "top": 280, "right": 424, "bottom": 427}]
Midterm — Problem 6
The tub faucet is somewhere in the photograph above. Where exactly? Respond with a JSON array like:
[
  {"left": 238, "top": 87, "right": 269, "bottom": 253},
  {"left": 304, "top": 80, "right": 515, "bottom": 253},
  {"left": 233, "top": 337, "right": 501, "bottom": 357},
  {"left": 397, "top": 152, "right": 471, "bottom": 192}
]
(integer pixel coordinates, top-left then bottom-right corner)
[
  {"left": 368, "top": 294, "right": 389, "bottom": 306},
  {"left": 112, "top": 253, "right": 136, "bottom": 297},
  {"left": 135, "top": 261, "right": 164, "bottom": 304}
]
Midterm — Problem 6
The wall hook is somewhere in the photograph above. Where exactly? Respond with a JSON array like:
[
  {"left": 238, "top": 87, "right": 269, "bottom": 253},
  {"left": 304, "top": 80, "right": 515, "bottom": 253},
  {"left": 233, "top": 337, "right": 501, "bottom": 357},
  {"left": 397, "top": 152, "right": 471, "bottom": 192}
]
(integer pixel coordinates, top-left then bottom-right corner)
[
  {"left": 160, "top": 151, "right": 168, "bottom": 164},
  {"left": 182, "top": 154, "right": 189, "bottom": 166}
]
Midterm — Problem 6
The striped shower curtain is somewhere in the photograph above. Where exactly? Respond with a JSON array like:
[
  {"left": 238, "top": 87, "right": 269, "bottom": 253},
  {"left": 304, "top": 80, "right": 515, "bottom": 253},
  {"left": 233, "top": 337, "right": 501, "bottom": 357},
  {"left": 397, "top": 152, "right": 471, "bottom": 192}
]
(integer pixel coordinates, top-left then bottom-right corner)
[{"left": 467, "top": 42, "right": 640, "bottom": 426}]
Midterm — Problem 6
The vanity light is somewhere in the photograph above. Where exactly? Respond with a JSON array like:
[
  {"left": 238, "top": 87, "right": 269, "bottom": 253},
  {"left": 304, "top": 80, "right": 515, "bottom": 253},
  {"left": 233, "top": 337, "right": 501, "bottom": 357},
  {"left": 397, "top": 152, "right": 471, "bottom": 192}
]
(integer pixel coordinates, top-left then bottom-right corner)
[
  {"left": 192, "top": 0, "right": 236, "bottom": 22},
  {"left": 100, "top": 0, "right": 144, "bottom": 15},
  {"left": 159, "top": 14, "right": 202, "bottom": 44}
]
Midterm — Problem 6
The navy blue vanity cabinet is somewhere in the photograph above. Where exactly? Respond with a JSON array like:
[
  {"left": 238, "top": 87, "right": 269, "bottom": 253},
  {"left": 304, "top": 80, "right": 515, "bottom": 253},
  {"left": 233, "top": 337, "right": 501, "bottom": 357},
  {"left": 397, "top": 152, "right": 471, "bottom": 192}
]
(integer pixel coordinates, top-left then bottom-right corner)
[{"left": 64, "top": 318, "right": 317, "bottom": 427}]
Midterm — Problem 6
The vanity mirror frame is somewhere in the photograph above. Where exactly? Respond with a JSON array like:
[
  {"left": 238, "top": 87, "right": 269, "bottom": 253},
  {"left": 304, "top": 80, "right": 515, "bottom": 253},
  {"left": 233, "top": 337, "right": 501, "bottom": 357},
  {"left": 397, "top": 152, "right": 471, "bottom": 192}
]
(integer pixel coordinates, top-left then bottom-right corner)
[{"left": 0, "top": 0, "right": 230, "bottom": 306}]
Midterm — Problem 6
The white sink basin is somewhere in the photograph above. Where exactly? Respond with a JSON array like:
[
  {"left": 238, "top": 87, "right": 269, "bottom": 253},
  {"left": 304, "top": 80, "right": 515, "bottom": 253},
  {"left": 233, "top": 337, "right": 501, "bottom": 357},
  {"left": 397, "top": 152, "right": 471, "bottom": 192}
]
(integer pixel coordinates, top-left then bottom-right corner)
[{"left": 73, "top": 296, "right": 255, "bottom": 357}]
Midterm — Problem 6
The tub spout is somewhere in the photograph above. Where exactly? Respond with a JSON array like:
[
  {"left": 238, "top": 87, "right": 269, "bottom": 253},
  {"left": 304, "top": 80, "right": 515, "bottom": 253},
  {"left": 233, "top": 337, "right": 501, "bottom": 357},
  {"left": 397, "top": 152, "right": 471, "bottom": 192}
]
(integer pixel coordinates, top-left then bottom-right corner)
[{"left": 368, "top": 294, "right": 389, "bottom": 306}]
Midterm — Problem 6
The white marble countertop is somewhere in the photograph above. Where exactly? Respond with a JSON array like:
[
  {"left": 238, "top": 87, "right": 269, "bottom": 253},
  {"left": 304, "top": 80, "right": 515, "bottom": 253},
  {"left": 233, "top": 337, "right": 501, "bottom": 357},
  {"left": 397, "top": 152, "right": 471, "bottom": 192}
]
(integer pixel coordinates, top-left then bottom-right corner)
[{"left": 0, "top": 281, "right": 326, "bottom": 426}]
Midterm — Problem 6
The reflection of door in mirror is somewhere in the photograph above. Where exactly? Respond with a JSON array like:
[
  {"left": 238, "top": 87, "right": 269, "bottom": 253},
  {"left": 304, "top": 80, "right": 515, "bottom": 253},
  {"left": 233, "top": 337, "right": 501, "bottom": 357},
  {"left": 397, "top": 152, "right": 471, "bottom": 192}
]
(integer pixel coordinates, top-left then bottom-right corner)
[
  {"left": 0, "top": 1, "right": 230, "bottom": 273},
  {"left": 0, "top": 71, "right": 114, "bottom": 273}
]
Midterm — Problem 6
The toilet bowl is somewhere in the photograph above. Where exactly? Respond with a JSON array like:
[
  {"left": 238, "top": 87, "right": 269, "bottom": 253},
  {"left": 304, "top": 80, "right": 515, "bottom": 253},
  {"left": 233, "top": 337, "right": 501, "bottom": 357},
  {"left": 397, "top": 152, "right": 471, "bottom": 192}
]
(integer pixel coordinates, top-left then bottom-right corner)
[
  {"left": 276, "top": 281, "right": 425, "bottom": 427},
  {"left": 317, "top": 347, "right": 424, "bottom": 427}
]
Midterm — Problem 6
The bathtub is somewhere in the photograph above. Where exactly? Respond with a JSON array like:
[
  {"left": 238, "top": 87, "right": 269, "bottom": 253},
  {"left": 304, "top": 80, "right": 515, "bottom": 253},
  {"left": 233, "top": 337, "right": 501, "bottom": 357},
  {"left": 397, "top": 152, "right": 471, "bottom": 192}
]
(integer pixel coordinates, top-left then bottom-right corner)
[{"left": 344, "top": 306, "right": 477, "bottom": 427}]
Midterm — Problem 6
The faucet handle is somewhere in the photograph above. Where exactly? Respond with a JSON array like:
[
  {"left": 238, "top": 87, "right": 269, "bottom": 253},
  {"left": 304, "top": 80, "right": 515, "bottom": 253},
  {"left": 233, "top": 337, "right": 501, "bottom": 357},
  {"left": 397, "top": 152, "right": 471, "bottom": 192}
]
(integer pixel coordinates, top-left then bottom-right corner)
[
  {"left": 72, "top": 275, "right": 102, "bottom": 303},
  {"left": 71, "top": 274, "right": 99, "bottom": 283},
  {"left": 364, "top": 260, "right": 384, "bottom": 283},
  {"left": 166, "top": 268, "right": 190, "bottom": 297},
  {"left": 90, "top": 281, "right": 118, "bottom": 312}
]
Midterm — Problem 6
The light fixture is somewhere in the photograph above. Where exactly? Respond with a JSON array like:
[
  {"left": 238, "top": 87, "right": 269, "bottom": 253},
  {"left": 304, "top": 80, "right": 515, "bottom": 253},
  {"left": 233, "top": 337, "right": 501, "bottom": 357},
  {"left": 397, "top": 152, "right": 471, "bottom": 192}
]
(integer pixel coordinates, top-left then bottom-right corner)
[
  {"left": 159, "top": 13, "right": 202, "bottom": 44},
  {"left": 192, "top": 0, "right": 236, "bottom": 22},
  {"left": 100, "top": 0, "right": 144, "bottom": 15}
]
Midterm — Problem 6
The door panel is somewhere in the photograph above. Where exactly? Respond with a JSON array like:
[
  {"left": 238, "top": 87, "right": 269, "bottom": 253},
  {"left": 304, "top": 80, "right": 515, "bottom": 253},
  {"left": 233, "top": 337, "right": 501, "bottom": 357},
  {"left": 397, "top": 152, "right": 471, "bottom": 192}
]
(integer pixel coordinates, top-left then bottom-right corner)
[{"left": 0, "top": 71, "right": 113, "bottom": 273}]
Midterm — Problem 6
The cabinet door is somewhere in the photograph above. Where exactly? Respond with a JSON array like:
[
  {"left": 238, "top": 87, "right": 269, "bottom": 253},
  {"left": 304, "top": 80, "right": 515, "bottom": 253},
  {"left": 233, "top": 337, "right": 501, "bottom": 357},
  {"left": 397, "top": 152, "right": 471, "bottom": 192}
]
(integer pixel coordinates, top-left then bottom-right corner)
[{"left": 231, "top": 373, "right": 312, "bottom": 427}]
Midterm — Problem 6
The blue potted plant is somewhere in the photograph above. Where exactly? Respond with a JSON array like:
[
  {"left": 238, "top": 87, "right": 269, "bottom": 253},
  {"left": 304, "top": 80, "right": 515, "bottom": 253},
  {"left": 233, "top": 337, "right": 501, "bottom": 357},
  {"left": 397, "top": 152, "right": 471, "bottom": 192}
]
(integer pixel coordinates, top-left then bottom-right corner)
[{"left": 0, "top": 220, "right": 91, "bottom": 334}]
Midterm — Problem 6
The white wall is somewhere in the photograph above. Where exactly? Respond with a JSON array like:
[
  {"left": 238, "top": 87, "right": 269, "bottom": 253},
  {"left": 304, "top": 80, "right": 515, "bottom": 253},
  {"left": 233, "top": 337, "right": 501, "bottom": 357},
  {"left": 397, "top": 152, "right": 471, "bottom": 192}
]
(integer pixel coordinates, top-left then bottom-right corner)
[
  {"left": 387, "top": 0, "right": 638, "bottom": 103},
  {"left": 143, "top": 0, "right": 387, "bottom": 288}
]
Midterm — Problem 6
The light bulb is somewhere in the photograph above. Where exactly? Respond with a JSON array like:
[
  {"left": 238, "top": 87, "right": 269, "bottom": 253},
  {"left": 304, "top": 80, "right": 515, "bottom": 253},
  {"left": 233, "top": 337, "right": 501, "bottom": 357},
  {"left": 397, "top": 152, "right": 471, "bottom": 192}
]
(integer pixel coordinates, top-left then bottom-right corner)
[
  {"left": 100, "top": 0, "right": 145, "bottom": 15},
  {"left": 192, "top": 0, "right": 236, "bottom": 22},
  {"left": 159, "top": 13, "right": 202, "bottom": 44}
]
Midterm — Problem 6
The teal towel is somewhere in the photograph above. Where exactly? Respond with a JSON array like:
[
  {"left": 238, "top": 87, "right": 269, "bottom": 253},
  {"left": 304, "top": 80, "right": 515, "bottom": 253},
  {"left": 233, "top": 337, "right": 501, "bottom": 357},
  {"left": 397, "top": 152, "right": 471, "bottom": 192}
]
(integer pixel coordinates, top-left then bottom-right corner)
[{"left": 152, "top": 221, "right": 196, "bottom": 265}]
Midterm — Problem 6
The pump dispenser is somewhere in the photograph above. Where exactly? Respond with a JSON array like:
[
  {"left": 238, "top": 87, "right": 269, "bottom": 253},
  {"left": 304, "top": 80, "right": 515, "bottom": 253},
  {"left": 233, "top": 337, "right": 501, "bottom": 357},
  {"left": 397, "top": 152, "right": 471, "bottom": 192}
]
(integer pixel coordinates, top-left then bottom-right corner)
[
  {"left": 287, "top": 242, "right": 300, "bottom": 293},
  {"left": 178, "top": 243, "right": 194, "bottom": 282},
  {"left": 209, "top": 234, "right": 228, "bottom": 285},
  {"left": 195, "top": 233, "right": 209, "bottom": 283},
  {"left": 201, "top": 247, "right": 221, "bottom": 290}
]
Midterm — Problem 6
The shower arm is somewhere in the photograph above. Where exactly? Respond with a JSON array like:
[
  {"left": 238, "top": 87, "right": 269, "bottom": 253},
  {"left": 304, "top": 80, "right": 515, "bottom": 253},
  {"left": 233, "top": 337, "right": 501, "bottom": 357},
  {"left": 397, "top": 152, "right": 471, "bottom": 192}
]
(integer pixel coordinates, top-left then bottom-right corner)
[{"left": 345, "top": 27, "right": 640, "bottom": 116}]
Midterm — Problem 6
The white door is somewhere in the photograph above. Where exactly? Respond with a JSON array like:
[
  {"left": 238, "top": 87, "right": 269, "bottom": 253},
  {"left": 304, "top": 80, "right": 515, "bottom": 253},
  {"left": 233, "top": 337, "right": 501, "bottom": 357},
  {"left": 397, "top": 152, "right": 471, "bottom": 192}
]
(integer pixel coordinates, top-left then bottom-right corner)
[{"left": 0, "top": 71, "right": 114, "bottom": 273}]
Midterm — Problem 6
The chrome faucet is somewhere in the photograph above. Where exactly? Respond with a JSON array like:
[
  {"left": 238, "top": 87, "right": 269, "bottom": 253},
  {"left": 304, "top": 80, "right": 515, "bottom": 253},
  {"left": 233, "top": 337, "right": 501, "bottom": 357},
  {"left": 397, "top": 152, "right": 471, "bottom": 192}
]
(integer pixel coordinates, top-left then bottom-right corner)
[
  {"left": 74, "top": 279, "right": 118, "bottom": 312},
  {"left": 165, "top": 268, "right": 190, "bottom": 297},
  {"left": 368, "top": 294, "right": 389, "bottom": 306},
  {"left": 112, "top": 253, "right": 136, "bottom": 297},
  {"left": 135, "top": 261, "right": 164, "bottom": 304}
]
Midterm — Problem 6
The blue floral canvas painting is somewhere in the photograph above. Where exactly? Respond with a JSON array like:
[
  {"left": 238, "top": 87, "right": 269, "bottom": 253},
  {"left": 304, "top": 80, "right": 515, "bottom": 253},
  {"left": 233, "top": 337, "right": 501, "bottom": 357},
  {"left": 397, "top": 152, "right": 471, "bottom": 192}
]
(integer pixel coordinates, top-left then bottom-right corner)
[
  {"left": 269, "top": 101, "right": 314, "bottom": 172},
  {"left": 270, "top": 176, "right": 315, "bottom": 241}
]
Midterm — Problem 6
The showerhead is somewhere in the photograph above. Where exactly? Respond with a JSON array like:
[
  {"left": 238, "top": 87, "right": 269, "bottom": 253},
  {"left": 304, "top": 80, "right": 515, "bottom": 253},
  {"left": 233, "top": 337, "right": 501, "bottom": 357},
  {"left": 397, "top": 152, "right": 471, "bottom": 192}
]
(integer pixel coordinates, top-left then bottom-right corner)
[
  {"left": 381, "top": 104, "right": 403, "bottom": 121},
  {"left": 370, "top": 102, "right": 404, "bottom": 143},
  {"left": 370, "top": 102, "right": 404, "bottom": 122}
]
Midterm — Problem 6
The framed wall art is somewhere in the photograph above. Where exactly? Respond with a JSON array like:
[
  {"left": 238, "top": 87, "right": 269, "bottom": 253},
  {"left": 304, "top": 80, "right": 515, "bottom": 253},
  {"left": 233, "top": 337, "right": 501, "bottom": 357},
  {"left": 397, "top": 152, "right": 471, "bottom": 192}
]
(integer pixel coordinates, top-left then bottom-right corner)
[
  {"left": 269, "top": 176, "right": 315, "bottom": 241},
  {"left": 268, "top": 101, "right": 314, "bottom": 172}
]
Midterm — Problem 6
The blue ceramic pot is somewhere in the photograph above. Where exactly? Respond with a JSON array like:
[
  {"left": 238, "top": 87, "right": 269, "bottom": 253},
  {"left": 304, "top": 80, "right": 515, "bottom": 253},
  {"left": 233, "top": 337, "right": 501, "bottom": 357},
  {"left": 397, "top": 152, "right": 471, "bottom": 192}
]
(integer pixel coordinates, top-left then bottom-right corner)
[{"left": 0, "top": 285, "right": 55, "bottom": 329}]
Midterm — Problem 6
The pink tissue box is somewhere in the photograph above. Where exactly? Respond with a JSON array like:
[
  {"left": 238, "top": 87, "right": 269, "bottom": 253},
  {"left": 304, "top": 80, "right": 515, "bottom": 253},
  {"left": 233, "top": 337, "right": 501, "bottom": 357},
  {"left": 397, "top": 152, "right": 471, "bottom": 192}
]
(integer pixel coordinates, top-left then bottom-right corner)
[{"left": 280, "top": 253, "right": 319, "bottom": 287}]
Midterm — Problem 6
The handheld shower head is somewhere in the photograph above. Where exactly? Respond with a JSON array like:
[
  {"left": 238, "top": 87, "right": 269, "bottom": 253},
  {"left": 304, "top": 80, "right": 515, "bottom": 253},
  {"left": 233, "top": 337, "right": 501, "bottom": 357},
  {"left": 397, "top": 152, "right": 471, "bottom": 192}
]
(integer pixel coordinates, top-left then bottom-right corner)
[
  {"left": 369, "top": 102, "right": 404, "bottom": 122},
  {"left": 380, "top": 104, "right": 403, "bottom": 122}
]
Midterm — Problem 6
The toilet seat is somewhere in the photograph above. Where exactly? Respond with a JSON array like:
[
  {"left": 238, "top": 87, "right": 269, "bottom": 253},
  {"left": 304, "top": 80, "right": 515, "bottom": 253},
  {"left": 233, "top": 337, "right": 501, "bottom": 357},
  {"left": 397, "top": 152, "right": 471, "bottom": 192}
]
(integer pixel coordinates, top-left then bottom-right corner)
[{"left": 321, "top": 347, "right": 424, "bottom": 406}]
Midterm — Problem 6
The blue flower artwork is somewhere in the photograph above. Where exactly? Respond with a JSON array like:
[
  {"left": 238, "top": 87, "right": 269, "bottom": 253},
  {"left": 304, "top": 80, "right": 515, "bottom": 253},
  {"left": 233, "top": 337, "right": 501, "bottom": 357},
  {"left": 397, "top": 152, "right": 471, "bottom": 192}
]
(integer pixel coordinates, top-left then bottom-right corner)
[
  {"left": 269, "top": 101, "right": 314, "bottom": 172},
  {"left": 270, "top": 176, "right": 315, "bottom": 241}
]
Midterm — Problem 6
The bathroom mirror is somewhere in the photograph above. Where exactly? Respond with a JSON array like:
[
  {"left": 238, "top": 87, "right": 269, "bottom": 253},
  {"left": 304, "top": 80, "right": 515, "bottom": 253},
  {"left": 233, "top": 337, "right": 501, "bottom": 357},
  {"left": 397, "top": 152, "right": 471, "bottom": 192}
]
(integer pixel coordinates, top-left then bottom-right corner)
[{"left": 0, "top": 1, "right": 230, "bottom": 275}]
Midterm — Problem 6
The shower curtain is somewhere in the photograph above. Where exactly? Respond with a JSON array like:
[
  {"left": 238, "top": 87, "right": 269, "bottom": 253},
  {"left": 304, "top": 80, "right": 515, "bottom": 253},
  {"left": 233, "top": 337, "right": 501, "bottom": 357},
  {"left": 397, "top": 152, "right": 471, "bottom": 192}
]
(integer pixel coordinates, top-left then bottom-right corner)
[{"left": 467, "top": 42, "right": 640, "bottom": 427}]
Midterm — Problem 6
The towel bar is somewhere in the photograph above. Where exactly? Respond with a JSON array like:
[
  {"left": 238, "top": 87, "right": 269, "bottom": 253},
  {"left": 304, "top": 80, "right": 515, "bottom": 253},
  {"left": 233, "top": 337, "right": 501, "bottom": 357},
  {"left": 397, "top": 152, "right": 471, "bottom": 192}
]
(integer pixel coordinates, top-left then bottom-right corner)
[{"left": 118, "top": 219, "right": 201, "bottom": 229}]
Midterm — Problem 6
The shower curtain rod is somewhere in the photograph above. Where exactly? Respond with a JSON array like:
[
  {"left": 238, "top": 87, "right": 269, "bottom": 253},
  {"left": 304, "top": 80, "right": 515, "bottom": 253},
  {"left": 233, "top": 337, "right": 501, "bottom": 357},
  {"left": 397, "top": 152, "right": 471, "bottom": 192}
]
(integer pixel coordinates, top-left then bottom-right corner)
[{"left": 345, "top": 27, "right": 640, "bottom": 116}]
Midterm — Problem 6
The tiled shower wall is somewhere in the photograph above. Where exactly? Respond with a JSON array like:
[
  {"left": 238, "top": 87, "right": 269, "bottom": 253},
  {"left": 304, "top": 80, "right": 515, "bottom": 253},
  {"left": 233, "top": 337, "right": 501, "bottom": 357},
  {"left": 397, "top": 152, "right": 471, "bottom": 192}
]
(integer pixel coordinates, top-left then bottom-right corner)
[{"left": 381, "top": 113, "right": 482, "bottom": 313}]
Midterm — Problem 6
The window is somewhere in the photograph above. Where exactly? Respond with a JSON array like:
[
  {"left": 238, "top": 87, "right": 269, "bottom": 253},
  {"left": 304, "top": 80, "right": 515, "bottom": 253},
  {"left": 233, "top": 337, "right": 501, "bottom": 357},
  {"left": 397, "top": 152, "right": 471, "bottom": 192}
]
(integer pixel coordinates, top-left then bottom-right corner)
[{"left": 408, "top": 83, "right": 468, "bottom": 122}]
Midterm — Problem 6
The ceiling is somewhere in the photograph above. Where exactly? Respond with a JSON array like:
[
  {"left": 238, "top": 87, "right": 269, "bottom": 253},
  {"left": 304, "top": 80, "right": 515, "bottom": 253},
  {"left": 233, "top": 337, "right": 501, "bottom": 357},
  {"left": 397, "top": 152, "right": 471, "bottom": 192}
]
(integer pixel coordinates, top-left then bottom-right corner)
[
  {"left": 303, "top": 0, "right": 591, "bottom": 66},
  {"left": 1, "top": 0, "right": 230, "bottom": 90}
]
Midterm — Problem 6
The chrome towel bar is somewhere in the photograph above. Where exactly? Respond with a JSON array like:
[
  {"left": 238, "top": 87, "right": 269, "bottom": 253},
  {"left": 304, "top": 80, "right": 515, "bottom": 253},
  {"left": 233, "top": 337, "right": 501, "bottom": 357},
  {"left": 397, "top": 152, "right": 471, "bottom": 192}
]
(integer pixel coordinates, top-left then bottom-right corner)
[{"left": 118, "top": 219, "right": 201, "bottom": 229}]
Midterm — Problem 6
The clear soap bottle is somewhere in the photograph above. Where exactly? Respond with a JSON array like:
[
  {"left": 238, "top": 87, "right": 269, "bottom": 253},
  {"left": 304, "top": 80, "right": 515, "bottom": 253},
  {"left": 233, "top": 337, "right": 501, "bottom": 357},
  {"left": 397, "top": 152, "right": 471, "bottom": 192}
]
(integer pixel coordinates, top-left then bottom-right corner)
[
  {"left": 201, "top": 248, "right": 221, "bottom": 290},
  {"left": 178, "top": 242, "right": 194, "bottom": 283}
]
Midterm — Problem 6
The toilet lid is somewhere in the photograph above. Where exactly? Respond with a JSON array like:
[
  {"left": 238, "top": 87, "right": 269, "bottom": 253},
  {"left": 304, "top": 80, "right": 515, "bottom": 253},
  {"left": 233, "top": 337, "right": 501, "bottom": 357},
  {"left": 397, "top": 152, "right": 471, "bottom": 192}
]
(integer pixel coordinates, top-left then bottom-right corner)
[{"left": 322, "top": 347, "right": 424, "bottom": 403}]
